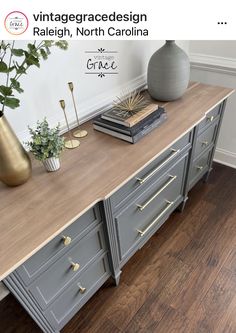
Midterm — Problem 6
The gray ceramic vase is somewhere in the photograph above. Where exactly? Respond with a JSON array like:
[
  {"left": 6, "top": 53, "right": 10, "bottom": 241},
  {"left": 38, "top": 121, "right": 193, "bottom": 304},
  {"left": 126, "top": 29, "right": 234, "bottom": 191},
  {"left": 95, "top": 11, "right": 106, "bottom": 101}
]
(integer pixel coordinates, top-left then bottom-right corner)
[{"left": 147, "top": 40, "right": 190, "bottom": 101}]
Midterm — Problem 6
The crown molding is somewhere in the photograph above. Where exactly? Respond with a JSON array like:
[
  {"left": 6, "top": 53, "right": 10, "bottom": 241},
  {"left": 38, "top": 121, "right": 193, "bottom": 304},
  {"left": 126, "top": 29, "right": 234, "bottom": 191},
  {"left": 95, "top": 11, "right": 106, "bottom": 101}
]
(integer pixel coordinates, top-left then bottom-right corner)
[{"left": 190, "top": 53, "right": 236, "bottom": 75}]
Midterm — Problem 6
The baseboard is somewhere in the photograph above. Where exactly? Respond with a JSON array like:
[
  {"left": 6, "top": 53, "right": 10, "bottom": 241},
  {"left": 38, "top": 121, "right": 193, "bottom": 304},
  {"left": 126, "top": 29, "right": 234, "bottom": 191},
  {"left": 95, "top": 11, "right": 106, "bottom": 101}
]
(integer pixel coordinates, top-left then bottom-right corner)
[
  {"left": 0, "top": 282, "right": 9, "bottom": 301},
  {"left": 190, "top": 53, "right": 236, "bottom": 75},
  {"left": 17, "top": 73, "right": 147, "bottom": 145},
  {"left": 214, "top": 148, "right": 236, "bottom": 169}
]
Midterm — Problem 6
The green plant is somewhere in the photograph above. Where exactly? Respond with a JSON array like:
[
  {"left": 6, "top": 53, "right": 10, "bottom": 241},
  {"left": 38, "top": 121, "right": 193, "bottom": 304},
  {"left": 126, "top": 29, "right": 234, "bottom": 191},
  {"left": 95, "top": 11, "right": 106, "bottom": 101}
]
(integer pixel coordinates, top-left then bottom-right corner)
[
  {"left": 26, "top": 118, "right": 65, "bottom": 161},
  {"left": 0, "top": 40, "right": 68, "bottom": 116}
]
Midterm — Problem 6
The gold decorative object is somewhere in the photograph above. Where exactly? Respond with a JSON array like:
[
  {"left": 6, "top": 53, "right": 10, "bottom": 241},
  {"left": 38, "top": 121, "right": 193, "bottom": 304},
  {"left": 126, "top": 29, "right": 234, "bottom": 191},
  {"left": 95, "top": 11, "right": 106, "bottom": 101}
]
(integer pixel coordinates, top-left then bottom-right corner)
[
  {"left": 113, "top": 91, "right": 149, "bottom": 116},
  {"left": 0, "top": 115, "right": 32, "bottom": 187},
  {"left": 59, "top": 100, "right": 80, "bottom": 149},
  {"left": 68, "top": 82, "right": 88, "bottom": 138}
]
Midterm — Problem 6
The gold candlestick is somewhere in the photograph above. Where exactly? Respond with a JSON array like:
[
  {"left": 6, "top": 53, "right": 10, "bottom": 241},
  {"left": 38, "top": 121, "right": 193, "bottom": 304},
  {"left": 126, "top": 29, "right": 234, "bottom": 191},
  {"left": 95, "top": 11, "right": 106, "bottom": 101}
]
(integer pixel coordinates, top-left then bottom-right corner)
[
  {"left": 59, "top": 100, "right": 80, "bottom": 149},
  {"left": 68, "top": 82, "right": 88, "bottom": 138}
]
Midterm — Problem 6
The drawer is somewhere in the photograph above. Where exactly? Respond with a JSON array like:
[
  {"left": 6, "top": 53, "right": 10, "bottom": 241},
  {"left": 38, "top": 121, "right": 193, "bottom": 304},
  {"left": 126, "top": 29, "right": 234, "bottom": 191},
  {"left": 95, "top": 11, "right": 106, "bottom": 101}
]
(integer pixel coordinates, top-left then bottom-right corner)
[
  {"left": 114, "top": 154, "right": 188, "bottom": 261},
  {"left": 16, "top": 205, "right": 101, "bottom": 285},
  {"left": 189, "top": 148, "right": 213, "bottom": 188},
  {"left": 110, "top": 131, "right": 191, "bottom": 213},
  {"left": 194, "top": 122, "right": 218, "bottom": 160},
  {"left": 198, "top": 104, "right": 221, "bottom": 133},
  {"left": 44, "top": 254, "right": 110, "bottom": 330},
  {"left": 29, "top": 224, "right": 106, "bottom": 310}
]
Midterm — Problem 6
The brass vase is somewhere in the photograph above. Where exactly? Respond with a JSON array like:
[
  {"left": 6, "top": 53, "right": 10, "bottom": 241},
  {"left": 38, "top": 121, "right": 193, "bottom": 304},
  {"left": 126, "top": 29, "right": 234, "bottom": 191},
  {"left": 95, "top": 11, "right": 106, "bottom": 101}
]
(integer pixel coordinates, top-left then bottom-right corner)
[{"left": 0, "top": 114, "right": 32, "bottom": 186}]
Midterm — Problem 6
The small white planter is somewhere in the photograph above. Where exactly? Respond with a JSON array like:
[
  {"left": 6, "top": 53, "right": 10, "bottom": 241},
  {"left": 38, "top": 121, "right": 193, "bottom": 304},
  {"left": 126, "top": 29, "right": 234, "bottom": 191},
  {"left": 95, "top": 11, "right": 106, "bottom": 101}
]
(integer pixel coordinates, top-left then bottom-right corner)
[{"left": 42, "top": 157, "right": 60, "bottom": 172}]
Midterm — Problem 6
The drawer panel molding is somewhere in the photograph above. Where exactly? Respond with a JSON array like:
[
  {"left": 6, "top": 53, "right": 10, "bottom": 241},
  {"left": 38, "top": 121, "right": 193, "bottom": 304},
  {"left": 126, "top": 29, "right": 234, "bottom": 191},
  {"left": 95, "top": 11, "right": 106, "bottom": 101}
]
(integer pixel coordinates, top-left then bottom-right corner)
[{"left": 16, "top": 206, "right": 101, "bottom": 286}]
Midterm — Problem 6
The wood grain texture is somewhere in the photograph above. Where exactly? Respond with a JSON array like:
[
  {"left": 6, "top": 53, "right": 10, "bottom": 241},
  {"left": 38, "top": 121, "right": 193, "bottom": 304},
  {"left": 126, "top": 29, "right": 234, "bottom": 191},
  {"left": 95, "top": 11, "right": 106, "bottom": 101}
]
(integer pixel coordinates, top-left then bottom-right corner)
[
  {"left": 1, "top": 163, "right": 236, "bottom": 333},
  {"left": 0, "top": 82, "right": 234, "bottom": 280}
]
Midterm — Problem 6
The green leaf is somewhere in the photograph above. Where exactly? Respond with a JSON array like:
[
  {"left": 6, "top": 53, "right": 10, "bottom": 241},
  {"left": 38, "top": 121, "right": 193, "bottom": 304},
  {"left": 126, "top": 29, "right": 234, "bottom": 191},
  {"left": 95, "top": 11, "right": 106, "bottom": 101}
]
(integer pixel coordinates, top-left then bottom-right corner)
[
  {"left": 26, "top": 54, "right": 40, "bottom": 68},
  {"left": 40, "top": 48, "right": 48, "bottom": 60},
  {"left": 11, "top": 48, "right": 24, "bottom": 57},
  {"left": 0, "top": 85, "right": 13, "bottom": 96},
  {"left": 55, "top": 41, "right": 68, "bottom": 50},
  {"left": 4, "top": 97, "right": 20, "bottom": 109},
  {"left": 16, "top": 65, "right": 27, "bottom": 75},
  {"left": 0, "top": 61, "right": 8, "bottom": 73},
  {"left": 0, "top": 94, "right": 4, "bottom": 103},
  {"left": 10, "top": 79, "right": 24, "bottom": 93}
]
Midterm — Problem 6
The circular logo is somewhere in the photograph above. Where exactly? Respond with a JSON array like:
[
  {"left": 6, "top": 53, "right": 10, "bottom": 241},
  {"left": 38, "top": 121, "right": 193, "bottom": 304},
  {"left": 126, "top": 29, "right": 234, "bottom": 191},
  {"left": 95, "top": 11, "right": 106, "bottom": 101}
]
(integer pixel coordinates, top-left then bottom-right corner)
[{"left": 4, "top": 11, "right": 29, "bottom": 35}]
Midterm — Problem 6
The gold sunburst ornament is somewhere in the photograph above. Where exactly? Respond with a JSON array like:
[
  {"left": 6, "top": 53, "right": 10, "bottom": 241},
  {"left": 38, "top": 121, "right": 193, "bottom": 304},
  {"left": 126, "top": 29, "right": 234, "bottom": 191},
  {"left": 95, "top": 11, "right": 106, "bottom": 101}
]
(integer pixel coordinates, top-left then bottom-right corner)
[{"left": 112, "top": 91, "right": 149, "bottom": 116}]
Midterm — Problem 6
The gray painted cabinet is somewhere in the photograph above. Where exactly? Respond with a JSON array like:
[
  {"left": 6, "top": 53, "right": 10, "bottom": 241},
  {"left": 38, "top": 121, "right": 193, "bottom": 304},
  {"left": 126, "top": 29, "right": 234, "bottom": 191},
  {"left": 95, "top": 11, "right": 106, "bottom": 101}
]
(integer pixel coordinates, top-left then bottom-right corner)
[{"left": 4, "top": 100, "right": 226, "bottom": 333}]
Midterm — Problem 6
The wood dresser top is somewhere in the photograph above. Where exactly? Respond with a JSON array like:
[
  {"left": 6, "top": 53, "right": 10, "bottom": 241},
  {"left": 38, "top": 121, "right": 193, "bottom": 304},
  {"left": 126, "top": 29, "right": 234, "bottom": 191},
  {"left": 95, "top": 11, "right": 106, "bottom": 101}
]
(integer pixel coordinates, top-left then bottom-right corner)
[{"left": 0, "top": 82, "right": 234, "bottom": 280}]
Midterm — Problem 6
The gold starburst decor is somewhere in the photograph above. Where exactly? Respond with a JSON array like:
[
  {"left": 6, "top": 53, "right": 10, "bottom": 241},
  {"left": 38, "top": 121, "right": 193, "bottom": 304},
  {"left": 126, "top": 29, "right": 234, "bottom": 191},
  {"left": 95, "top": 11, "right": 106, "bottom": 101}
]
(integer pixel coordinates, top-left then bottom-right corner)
[{"left": 113, "top": 91, "right": 149, "bottom": 116}]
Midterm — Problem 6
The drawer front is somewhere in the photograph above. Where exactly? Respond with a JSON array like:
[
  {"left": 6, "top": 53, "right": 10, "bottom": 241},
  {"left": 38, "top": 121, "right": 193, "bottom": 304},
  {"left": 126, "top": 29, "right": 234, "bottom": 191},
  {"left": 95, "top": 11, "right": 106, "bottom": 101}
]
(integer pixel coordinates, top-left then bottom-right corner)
[
  {"left": 29, "top": 225, "right": 106, "bottom": 310},
  {"left": 198, "top": 104, "right": 221, "bottom": 133},
  {"left": 115, "top": 155, "right": 187, "bottom": 261},
  {"left": 16, "top": 205, "right": 101, "bottom": 286},
  {"left": 189, "top": 148, "right": 213, "bottom": 188},
  {"left": 110, "top": 131, "right": 191, "bottom": 212},
  {"left": 44, "top": 254, "right": 110, "bottom": 330},
  {"left": 194, "top": 122, "right": 218, "bottom": 160}
]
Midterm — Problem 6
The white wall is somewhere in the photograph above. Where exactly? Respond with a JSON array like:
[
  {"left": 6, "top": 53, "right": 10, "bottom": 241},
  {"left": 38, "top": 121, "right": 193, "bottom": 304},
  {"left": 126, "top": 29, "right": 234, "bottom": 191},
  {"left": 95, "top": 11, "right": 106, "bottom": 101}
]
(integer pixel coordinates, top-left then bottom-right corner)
[
  {"left": 190, "top": 41, "right": 236, "bottom": 168},
  {"left": 190, "top": 41, "right": 236, "bottom": 58},
  {"left": 1, "top": 40, "right": 189, "bottom": 142}
]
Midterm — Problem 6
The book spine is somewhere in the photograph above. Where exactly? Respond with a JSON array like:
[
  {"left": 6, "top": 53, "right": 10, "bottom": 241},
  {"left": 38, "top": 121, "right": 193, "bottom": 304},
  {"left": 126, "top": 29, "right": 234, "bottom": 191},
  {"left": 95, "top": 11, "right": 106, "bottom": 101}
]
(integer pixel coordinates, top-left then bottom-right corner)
[
  {"left": 132, "top": 114, "right": 168, "bottom": 143},
  {"left": 93, "top": 124, "right": 133, "bottom": 143}
]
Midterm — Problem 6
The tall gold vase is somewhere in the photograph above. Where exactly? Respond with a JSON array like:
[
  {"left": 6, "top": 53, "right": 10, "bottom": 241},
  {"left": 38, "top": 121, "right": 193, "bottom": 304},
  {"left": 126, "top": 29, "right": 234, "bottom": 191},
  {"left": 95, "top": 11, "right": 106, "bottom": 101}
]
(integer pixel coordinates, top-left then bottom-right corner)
[{"left": 0, "top": 115, "right": 32, "bottom": 186}]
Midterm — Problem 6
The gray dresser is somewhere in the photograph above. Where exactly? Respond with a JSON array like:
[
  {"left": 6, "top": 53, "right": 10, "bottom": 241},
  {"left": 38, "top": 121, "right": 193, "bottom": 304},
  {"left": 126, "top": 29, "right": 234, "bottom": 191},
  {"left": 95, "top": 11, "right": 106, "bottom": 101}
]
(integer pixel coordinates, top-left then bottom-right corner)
[{"left": 3, "top": 97, "right": 228, "bottom": 332}]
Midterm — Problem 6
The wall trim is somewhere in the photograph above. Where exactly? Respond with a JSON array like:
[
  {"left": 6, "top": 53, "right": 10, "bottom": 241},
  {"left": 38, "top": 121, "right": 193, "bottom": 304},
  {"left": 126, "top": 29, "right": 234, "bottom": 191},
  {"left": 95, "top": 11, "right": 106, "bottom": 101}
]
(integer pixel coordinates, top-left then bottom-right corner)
[
  {"left": 17, "top": 73, "right": 147, "bottom": 145},
  {"left": 190, "top": 53, "right": 236, "bottom": 75},
  {"left": 214, "top": 148, "right": 236, "bottom": 169}
]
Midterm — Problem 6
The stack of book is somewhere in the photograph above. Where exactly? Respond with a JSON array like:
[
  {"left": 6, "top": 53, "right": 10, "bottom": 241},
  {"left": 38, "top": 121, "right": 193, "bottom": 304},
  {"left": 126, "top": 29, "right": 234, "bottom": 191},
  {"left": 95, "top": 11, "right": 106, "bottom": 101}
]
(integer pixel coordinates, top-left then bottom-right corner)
[{"left": 93, "top": 103, "right": 167, "bottom": 143}]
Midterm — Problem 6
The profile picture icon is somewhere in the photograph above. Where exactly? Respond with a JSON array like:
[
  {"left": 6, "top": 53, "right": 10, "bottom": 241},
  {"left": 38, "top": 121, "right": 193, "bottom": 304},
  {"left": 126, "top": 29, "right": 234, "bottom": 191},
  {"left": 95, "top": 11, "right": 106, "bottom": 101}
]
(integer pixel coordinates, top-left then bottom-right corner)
[{"left": 4, "top": 11, "right": 29, "bottom": 35}]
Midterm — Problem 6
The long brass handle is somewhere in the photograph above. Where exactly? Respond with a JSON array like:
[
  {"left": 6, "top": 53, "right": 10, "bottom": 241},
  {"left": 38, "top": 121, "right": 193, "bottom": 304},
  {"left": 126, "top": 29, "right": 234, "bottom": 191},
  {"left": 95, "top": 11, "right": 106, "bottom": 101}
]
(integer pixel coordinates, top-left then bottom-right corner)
[
  {"left": 207, "top": 115, "right": 214, "bottom": 122},
  {"left": 78, "top": 286, "right": 86, "bottom": 294},
  {"left": 196, "top": 165, "right": 203, "bottom": 171},
  {"left": 71, "top": 262, "right": 80, "bottom": 271},
  {"left": 137, "top": 200, "right": 174, "bottom": 237},
  {"left": 62, "top": 235, "right": 72, "bottom": 246},
  {"left": 136, "top": 175, "right": 177, "bottom": 211},
  {"left": 136, "top": 149, "right": 180, "bottom": 185}
]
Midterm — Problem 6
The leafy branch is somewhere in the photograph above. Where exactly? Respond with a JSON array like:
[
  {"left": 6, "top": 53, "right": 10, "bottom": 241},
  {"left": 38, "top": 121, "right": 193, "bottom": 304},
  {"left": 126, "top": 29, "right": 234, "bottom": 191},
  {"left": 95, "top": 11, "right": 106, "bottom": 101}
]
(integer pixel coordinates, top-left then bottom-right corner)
[{"left": 0, "top": 40, "right": 68, "bottom": 116}]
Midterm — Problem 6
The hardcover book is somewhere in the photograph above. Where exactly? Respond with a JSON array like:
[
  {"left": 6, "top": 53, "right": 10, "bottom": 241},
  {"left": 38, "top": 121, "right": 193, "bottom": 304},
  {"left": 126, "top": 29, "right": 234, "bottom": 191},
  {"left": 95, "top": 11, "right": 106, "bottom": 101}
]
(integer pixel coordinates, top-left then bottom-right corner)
[
  {"left": 94, "top": 107, "right": 166, "bottom": 136},
  {"left": 93, "top": 112, "right": 167, "bottom": 143},
  {"left": 101, "top": 102, "right": 159, "bottom": 127}
]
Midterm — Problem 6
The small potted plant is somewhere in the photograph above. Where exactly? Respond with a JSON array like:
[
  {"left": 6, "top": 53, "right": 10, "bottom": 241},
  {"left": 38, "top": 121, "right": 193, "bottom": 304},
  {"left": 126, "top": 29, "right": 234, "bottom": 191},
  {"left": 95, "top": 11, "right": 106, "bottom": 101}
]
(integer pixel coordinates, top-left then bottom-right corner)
[{"left": 26, "top": 118, "right": 65, "bottom": 172}]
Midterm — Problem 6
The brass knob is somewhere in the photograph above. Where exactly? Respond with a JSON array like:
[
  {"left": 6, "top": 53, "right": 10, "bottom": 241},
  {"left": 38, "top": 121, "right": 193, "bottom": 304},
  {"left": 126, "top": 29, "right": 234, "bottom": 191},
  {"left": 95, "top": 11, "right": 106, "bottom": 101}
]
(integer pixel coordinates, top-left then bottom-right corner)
[
  {"left": 207, "top": 115, "right": 214, "bottom": 122},
  {"left": 201, "top": 141, "right": 208, "bottom": 146},
  {"left": 71, "top": 262, "right": 80, "bottom": 271},
  {"left": 196, "top": 165, "right": 203, "bottom": 171},
  {"left": 79, "top": 286, "right": 86, "bottom": 294},
  {"left": 62, "top": 235, "right": 72, "bottom": 246}
]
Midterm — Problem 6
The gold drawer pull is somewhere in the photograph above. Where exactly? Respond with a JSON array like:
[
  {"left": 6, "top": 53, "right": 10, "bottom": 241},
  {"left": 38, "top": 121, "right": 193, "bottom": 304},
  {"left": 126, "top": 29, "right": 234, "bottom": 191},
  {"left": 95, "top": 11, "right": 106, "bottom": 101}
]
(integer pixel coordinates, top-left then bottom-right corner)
[
  {"left": 136, "top": 149, "right": 180, "bottom": 185},
  {"left": 137, "top": 175, "right": 177, "bottom": 211},
  {"left": 196, "top": 165, "right": 203, "bottom": 171},
  {"left": 201, "top": 141, "right": 208, "bottom": 146},
  {"left": 78, "top": 286, "right": 86, "bottom": 294},
  {"left": 62, "top": 235, "right": 72, "bottom": 246},
  {"left": 137, "top": 200, "right": 174, "bottom": 237},
  {"left": 71, "top": 262, "right": 80, "bottom": 271},
  {"left": 207, "top": 115, "right": 214, "bottom": 122}
]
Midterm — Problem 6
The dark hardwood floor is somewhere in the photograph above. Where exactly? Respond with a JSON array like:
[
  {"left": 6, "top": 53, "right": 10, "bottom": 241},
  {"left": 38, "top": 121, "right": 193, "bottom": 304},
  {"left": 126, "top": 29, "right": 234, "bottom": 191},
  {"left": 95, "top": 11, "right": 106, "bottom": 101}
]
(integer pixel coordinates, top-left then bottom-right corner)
[{"left": 1, "top": 163, "right": 236, "bottom": 333}]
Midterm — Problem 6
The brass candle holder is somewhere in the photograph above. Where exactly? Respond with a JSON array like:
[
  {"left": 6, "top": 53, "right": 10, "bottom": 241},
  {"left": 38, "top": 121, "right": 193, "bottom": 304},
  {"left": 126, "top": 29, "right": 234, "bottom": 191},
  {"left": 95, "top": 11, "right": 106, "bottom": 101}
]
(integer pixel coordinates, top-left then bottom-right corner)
[
  {"left": 59, "top": 100, "right": 80, "bottom": 149},
  {"left": 68, "top": 82, "right": 88, "bottom": 138}
]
